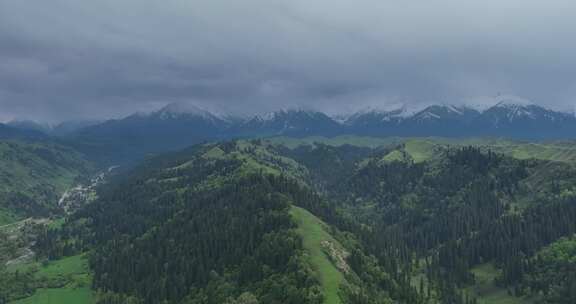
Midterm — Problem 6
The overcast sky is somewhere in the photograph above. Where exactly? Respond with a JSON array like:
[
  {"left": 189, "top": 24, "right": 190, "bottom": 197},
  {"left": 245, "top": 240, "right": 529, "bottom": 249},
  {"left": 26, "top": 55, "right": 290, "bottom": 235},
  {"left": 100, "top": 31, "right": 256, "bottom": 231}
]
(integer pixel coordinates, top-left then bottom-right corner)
[{"left": 1, "top": 0, "right": 576, "bottom": 122}]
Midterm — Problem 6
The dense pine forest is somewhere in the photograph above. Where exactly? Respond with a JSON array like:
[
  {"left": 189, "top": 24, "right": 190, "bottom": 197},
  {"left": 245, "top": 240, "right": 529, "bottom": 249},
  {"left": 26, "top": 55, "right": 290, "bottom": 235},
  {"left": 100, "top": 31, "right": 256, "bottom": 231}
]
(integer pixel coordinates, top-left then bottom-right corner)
[{"left": 3, "top": 139, "right": 576, "bottom": 303}]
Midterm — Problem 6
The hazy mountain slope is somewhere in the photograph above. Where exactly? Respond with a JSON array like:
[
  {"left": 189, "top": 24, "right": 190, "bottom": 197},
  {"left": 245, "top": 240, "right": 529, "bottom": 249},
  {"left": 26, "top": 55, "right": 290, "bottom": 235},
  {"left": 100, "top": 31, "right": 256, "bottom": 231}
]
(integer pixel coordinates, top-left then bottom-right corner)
[
  {"left": 235, "top": 109, "right": 343, "bottom": 137},
  {"left": 7, "top": 120, "right": 102, "bottom": 137},
  {"left": 471, "top": 100, "right": 576, "bottom": 138},
  {"left": 70, "top": 103, "right": 235, "bottom": 164},
  {"left": 6, "top": 121, "right": 52, "bottom": 135},
  {"left": 70, "top": 107, "right": 345, "bottom": 164},
  {"left": 0, "top": 124, "right": 47, "bottom": 141}
]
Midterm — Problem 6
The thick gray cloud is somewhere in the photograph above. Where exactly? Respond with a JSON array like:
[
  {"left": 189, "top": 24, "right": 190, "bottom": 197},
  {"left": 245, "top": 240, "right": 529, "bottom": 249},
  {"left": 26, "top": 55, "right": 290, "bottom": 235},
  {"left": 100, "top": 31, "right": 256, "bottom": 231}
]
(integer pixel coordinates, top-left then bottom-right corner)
[{"left": 1, "top": 0, "right": 576, "bottom": 121}]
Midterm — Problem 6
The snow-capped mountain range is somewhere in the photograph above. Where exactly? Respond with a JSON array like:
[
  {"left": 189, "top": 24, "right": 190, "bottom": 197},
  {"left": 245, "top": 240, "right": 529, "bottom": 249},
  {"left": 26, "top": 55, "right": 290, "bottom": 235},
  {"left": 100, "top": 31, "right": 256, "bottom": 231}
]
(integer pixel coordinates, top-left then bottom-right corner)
[
  {"left": 8, "top": 98, "right": 576, "bottom": 163},
  {"left": 16, "top": 98, "right": 576, "bottom": 139},
  {"left": 339, "top": 99, "right": 576, "bottom": 137}
]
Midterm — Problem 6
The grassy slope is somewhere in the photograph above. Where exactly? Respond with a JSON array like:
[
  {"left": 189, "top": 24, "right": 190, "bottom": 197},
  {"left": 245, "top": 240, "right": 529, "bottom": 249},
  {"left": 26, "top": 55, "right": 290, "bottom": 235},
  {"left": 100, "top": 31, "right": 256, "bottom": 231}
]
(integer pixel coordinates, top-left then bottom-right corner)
[
  {"left": 0, "top": 141, "right": 91, "bottom": 223},
  {"left": 427, "top": 137, "right": 576, "bottom": 162},
  {"left": 271, "top": 135, "right": 576, "bottom": 164},
  {"left": 402, "top": 137, "right": 576, "bottom": 163},
  {"left": 290, "top": 206, "right": 345, "bottom": 304},
  {"left": 10, "top": 255, "right": 94, "bottom": 304},
  {"left": 36, "top": 255, "right": 88, "bottom": 278},
  {"left": 11, "top": 288, "right": 93, "bottom": 304},
  {"left": 381, "top": 150, "right": 404, "bottom": 163},
  {"left": 163, "top": 141, "right": 309, "bottom": 191},
  {"left": 0, "top": 141, "right": 86, "bottom": 193},
  {"left": 403, "top": 139, "right": 438, "bottom": 163},
  {"left": 468, "top": 264, "right": 535, "bottom": 304},
  {"left": 269, "top": 135, "right": 402, "bottom": 149},
  {"left": 0, "top": 208, "right": 19, "bottom": 226}
]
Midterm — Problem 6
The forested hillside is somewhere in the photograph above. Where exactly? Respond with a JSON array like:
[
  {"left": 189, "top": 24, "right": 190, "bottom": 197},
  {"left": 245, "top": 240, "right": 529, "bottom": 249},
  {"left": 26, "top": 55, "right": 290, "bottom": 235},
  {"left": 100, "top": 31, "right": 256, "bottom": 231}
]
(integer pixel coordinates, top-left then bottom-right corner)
[
  {"left": 11, "top": 139, "right": 576, "bottom": 304},
  {"left": 30, "top": 141, "right": 394, "bottom": 303},
  {"left": 298, "top": 141, "right": 576, "bottom": 303}
]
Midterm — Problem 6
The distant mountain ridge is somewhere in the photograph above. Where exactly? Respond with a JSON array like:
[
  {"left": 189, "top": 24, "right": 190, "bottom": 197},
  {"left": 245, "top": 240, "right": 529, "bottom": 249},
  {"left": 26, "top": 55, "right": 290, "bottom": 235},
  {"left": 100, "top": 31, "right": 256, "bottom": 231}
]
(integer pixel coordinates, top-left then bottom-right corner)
[
  {"left": 7, "top": 120, "right": 101, "bottom": 137},
  {"left": 0, "top": 122, "right": 48, "bottom": 141},
  {"left": 234, "top": 108, "right": 344, "bottom": 137},
  {"left": 341, "top": 98, "right": 576, "bottom": 138},
  {"left": 11, "top": 98, "right": 576, "bottom": 164}
]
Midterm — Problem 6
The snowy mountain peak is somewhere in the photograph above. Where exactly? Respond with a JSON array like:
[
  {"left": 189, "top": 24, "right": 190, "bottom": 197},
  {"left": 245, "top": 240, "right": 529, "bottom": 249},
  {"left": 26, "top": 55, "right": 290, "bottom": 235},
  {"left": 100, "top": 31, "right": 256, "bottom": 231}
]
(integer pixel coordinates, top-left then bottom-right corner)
[
  {"left": 494, "top": 96, "right": 535, "bottom": 109},
  {"left": 161, "top": 102, "right": 212, "bottom": 115},
  {"left": 414, "top": 111, "right": 441, "bottom": 121},
  {"left": 440, "top": 104, "right": 464, "bottom": 114},
  {"left": 349, "top": 103, "right": 427, "bottom": 121},
  {"left": 462, "top": 95, "right": 534, "bottom": 113},
  {"left": 409, "top": 104, "right": 481, "bottom": 123},
  {"left": 445, "top": 104, "right": 482, "bottom": 114},
  {"left": 256, "top": 108, "right": 322, "bottom": 122},
  {"left": 156, "top": 102, "right": 227, "bottom": 122},
  {"left": 428, "top": 104, "right": 473, "bottom": 114},
  {"left": 478, "top": 96, "right": 567, "bottom": 124}
]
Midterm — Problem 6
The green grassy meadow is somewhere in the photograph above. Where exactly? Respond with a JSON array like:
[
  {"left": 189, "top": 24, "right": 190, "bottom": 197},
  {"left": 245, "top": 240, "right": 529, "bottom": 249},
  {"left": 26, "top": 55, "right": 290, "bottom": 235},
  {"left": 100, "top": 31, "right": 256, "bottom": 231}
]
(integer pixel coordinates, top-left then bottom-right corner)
[
  {"left": 290, "top": 206, "right": 345, "bottom": 304},
  {"left": 10, "top": 255, "right": 94, "bottom": 304},
  {"left": 11, "top": 288, "right": 93, "bottom": 304}
]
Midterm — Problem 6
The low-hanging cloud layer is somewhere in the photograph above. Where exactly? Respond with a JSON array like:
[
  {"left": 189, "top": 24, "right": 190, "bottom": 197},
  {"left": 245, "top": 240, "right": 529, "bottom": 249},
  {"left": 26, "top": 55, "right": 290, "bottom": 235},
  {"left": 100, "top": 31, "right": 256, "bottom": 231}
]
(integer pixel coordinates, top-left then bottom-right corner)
[{"left": 1, "top": 0, "right": 576, "bottom": 122}]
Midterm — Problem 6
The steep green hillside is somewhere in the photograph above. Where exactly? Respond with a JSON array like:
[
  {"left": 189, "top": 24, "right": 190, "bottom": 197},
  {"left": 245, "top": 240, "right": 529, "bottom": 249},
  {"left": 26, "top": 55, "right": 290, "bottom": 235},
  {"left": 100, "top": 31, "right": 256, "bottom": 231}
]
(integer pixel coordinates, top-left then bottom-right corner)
[
  {"left": 0, "top": 141, "right": 92, "bottom": 224},
  {"left": 31, "top": 141, "right": 329, "bottom": 303},
  {"left": 291, "top": 206, "right": 346, "bottom": 304},
  {"left": 275, "top": 140, "right": 576, "bottom": 303}
]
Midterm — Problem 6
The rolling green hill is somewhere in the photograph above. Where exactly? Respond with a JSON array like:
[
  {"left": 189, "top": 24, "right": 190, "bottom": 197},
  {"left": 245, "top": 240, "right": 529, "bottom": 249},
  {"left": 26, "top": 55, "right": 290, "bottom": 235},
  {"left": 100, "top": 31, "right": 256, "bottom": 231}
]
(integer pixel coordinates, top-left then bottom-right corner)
[
  {"left": 270, "top": 135, "right": 576, "bottom": 165},
  {"left": 27, "top": 140, "right": 400, "bottom": 303},
  {"left": 11, "top": 138, "right": 576, "bottom": 304}
]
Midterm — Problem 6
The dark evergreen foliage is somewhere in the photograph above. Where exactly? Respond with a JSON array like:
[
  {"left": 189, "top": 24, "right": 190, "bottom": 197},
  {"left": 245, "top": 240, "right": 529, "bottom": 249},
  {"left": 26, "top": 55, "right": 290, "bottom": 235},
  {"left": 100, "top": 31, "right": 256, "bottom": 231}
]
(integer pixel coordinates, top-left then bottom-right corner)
[{"left": 32, "top": 142, "right": 576, "bottom": 304}]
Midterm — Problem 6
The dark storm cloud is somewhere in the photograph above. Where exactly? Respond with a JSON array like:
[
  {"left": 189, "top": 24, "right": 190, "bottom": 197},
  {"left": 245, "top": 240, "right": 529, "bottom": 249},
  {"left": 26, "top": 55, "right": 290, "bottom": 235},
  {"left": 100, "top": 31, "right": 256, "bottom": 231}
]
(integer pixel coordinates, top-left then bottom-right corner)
[{"left": 1, "top": 0, "right": 576, "bottom": 121}]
